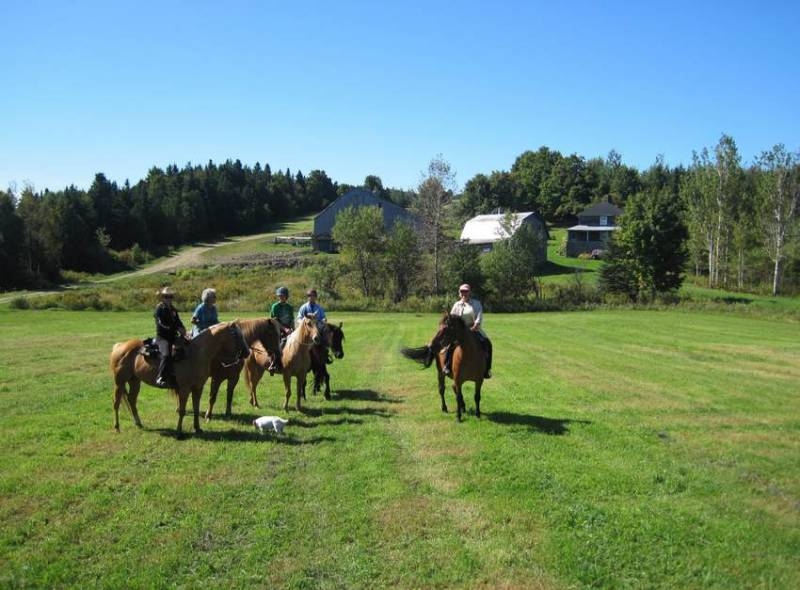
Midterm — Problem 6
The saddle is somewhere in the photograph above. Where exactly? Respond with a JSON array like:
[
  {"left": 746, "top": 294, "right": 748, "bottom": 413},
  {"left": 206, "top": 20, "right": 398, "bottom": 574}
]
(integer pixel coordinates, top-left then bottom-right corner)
[
  {"left": 138, "top": 337, "right": 187, "bottom": 361},
  {"left": 139, "top": 337, "right": 160, "bottom": 359}
]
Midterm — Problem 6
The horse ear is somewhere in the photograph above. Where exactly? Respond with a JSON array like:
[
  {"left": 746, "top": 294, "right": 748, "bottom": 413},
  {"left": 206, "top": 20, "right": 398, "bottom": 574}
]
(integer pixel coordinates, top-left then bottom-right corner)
[{"left": 338, "top": 321, "right": 343, "bottom": 328}]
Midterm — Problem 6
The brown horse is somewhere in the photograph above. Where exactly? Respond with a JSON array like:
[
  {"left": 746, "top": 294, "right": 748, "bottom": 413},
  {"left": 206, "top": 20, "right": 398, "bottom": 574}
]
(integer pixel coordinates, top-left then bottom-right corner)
[
  {"left": 309, "top": 322, "right": 345, "bottom": 399},
  {"left": 280, "top": 317, "right": 321, "bottom": 411},
  {"left": 110, "top": 321, "right": 250, "bottom": 435},
  {"left": 401, "top": 313, "right": 486, "bottom": 421},
  {"left": 204, "top": 318, "right": 281, "bottom": 420}
]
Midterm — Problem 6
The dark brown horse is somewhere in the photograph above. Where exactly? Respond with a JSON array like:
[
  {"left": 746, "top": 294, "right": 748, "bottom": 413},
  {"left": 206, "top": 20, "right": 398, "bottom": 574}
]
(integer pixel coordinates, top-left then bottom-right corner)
[
  {"left": 110, "top": 321, "right": 250, "bottom": 435},
  {"left": 402, "top": 313, "right": 486, "bottom": 421},
  {"left": 309, "top": 322, "right": 345, "bottom": 399},
  {"left": 204, "top": 318, "right": 281, "bottom": 420}
]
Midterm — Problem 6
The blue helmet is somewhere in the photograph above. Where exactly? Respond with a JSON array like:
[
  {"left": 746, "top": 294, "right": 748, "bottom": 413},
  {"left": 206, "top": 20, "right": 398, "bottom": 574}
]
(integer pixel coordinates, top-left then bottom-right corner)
[{"left": 276, "top": 286, "right": 289, "bottom": 297}]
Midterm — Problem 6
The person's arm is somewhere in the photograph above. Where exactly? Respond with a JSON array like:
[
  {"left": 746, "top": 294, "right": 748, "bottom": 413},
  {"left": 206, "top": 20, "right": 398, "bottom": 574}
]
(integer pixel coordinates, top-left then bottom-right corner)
[
  {"left": 471, "top": 300, "right": 483, "bottom": 331},
  {"left": 191, "top": 303, "right": 202, "bottom": 325}
]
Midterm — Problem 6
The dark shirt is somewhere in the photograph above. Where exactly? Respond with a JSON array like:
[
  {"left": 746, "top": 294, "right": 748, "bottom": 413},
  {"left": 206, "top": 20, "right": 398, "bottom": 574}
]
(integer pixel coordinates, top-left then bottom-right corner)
[{"left": 154, "top": 302, "right": 185, "bottom": 342}]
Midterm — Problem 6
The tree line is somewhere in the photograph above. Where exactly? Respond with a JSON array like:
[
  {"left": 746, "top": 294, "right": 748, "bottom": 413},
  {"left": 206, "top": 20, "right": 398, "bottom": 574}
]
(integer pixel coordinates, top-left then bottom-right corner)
[{"left": 2, "top": 137, "right": 798, "bottom": 298}]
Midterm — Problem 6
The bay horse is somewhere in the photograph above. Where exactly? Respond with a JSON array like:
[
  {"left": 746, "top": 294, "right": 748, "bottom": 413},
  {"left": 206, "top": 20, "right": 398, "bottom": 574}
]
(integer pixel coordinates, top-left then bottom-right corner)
[
  {"left": 309, "top": 322, "right": 345, "bottom": 399},
  {"left": 280, "top": 317, "right": 321, "bottom": 411},
  {"left": 401, "top": 313, "right": 486, "bottom": 421},
  {"left": 110, "top": 321, "right": 250, "bottom": 435},
  {"left": 204, "top": 318, "right": 281, "bottom": 420}
]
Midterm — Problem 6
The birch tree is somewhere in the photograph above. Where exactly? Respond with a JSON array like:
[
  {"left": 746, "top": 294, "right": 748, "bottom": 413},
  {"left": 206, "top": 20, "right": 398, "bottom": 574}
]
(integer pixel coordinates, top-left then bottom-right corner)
[
  {"left": 756, "top": 144, "right": 800, "bottom": 295},
  {"left": 414, "top": 155, "right": 457, "bottom": 294}
]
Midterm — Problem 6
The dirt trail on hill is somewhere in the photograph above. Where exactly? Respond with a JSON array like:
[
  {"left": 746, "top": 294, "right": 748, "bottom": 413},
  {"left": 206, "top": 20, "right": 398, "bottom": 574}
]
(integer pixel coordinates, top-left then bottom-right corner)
[{"left": 0, "top": 232, "right": 274, "bottom": 304}]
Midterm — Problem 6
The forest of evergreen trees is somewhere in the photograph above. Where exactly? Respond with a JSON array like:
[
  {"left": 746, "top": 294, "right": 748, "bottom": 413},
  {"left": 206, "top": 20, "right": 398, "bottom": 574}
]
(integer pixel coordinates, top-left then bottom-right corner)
[{"left": 1, "top": 135, "right": 798, "bottom": 295}]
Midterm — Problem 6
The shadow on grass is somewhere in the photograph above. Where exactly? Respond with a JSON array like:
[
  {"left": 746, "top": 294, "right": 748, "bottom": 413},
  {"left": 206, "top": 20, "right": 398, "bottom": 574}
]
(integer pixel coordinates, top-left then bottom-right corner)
[
  {"left": 487, "top": 411, "right": 591, "bottom": 435},
  {"left": 295, "top": 406, "right": 395, "bottom": 419},
  {"left": 334, "top": 389, "right": 403, "bottom": 404},
  {"left": 150, "top": 427, "right": 335, "bottom": 445}
]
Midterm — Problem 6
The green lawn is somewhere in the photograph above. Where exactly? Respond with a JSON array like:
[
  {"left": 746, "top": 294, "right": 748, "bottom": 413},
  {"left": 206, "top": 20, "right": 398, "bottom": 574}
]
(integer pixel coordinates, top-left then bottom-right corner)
[{"left": 0, "top": 308, "right": 798, "bottom": 588}]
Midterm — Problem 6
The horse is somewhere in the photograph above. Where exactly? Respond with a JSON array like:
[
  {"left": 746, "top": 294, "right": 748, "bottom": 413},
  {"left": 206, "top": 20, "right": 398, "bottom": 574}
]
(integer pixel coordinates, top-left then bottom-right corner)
[
  {"left": 401, "top": 313, "right": 486, "bottom": 421},
  {"left": 110, "top": 321, "right": 250, "bottom": 435},
  {"left": 204, "top": 318, "right": 281, "bottom": 420},
  {"left": 309, "top": 322, "right": 345, "bottom": 399},
  {"left": 280, "top": 317, "right": 321, "bottom": 411}
]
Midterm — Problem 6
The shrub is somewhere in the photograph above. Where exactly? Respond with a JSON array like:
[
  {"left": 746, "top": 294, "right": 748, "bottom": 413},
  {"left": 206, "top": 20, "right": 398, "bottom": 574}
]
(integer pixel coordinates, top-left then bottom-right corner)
[{"left": 8, "top": 297, "right": 30, "bottom": 309}]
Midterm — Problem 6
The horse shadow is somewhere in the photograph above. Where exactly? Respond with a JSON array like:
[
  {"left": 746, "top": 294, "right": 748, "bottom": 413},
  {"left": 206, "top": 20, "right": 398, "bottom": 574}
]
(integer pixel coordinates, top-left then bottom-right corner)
[
  {"left": 486, "top": 411, "right": 591, "bottom": 435},
  {"left": 295, "top": 406, "right": 395, "bottom": 420},
  {"left": 150, "top": 427, "right": 336, "bottom": 445},
  {"left": 334, "top": 389, "right": 403, "bottom": 404}
]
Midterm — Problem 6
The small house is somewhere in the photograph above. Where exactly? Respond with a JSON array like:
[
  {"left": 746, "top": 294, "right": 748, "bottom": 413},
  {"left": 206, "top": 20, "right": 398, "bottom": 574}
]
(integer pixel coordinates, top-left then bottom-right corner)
[
  {"left": 311, "top": 189, "right": 419, "bottom": 252},
  {"left": 566, "top": 200, "right": 624, "bottom": 257}
]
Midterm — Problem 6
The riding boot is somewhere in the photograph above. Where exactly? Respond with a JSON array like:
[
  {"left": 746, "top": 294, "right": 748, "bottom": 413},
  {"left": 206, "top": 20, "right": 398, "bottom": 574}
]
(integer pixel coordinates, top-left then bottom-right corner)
[{"left": 156, "top": 355, "right": 173, "bottom": 388}]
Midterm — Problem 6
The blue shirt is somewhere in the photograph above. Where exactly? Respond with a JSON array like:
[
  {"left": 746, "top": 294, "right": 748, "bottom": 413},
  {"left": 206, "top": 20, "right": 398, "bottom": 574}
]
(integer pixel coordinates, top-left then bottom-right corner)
[
  {"left": 191, "top": 302, "right": 219, "bottom": 336},
  {"left": 296, "top": 301, "right": 326, "bottom": 326}
]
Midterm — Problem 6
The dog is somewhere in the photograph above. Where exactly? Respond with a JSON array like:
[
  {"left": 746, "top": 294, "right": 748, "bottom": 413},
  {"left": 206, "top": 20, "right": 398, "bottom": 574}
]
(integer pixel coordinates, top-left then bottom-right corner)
[{"left": 253, "top": 415, "right": 289, "bottom": 434}]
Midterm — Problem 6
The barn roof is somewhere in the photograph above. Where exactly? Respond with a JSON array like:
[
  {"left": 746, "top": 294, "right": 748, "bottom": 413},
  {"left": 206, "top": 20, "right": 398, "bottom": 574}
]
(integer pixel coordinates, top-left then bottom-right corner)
[{"left": 460, "top": 212, "right": 542, "bottom": 244}]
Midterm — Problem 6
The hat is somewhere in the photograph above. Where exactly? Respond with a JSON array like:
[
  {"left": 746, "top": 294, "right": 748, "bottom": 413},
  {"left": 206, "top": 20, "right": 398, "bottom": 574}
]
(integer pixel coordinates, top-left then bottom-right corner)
[
  {"left": 276, "top": 286, "right": 289, "bottom": 297},
  {"left": 458, "top": 283, "right": 471, "bottom": 292},
  {"left": 159, "top": 287, "right": 175, "bottom": 296},
  {"left": 306, "top": 289, "right": 317, "bottom": 297}
]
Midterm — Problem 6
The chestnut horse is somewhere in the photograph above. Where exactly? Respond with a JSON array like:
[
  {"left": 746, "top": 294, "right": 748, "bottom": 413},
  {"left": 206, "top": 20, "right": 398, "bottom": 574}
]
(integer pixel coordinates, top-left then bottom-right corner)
[
  {"left": 280, "top": 317, "right": 321, "bottom": 411},
  {"left": 204, "top": 318, "right": 281, "bottom": 420},
  {"left": 110, "top": 321, "right": 250, "bottom": 435},
  {"left": 401, "top": 313, "right": 486, "bottom": 421},
  {"left": 309, "top": 322, "right": 345, "bottom": 399}
]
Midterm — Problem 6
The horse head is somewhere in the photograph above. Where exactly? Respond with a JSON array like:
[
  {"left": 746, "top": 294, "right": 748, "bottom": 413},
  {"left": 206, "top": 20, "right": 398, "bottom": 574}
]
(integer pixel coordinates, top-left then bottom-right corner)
[
  {"left": 433, "top": 313, "right": 465, "bottom": 348},
  {"left": 219, "top": 320, "right": 250, "bottom": 365},
  {"left": 328, "top": 322, "right": 345, "bottom": 359},
  {"left": 298, "top": 317, "right": 322, "bottom": 347}
]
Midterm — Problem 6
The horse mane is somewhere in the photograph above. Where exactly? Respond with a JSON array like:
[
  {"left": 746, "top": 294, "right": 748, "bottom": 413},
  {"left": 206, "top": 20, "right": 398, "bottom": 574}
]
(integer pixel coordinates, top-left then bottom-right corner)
[
  {"left": 237, "top": 317, "right": 280, "bottom": 348},
  {"left": 283, "top": 317, "right": 313, "bottom": 359}
]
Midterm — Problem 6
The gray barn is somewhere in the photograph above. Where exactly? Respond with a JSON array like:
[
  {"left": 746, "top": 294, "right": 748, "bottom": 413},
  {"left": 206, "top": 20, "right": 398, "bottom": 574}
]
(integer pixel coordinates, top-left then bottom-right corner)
[{"left": 312, "top": 189, "right": 420, "bottom": 252}]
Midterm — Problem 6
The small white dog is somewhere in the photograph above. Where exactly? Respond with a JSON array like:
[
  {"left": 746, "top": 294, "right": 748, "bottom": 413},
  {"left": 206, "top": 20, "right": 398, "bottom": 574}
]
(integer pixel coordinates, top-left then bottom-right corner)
[{"left": 253, "top": 415, "right": 289, "bottom": 434}]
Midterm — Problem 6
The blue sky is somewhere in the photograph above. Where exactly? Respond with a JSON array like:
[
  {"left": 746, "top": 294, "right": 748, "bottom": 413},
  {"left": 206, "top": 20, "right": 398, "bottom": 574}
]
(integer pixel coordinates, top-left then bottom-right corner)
[{"left": 2, "top": 0, "right": 798, "bottom": 194}]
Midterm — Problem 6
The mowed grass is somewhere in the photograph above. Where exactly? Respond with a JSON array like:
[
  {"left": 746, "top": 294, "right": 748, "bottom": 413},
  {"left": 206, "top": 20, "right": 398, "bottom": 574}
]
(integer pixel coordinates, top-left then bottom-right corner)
[{"left": 0, "top": 309, "right": 798, "bottom": 589}]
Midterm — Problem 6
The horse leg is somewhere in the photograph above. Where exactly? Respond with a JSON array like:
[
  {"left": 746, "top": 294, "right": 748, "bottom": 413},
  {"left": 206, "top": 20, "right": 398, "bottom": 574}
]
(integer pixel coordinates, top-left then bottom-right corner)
[
  {"left": 112, "top": 380, "right": 126, "bottom": 432},
  {"left": 205, "top": 375, "right": 222, "bottom": 421},
  {"left": 128, "top": 379, "right": 143, "bottom": 428},
  {"left": 245, "top": 356, "right": 264, "bottom": 408},
  {"left": 436, "top": 355, "right": 448, "bottom": 413},
  {"left": 474, "top": 379, "right": 482, "bottom": 418},
  {"left": 323, "top": 368, "right": 331, "bottom": 401},
  {"left": 283, "top": 373, "right": 291, "bottom": 412},
  {"left": 296, "top": 375, "right": 304, "bottom": 411},
  {"left": 452, "top": 381, "right": 465, "bottom": 422},
  {"left": 191, "top": 386, "right": 203, "bottom": 433},
  {"left": 225, "top": 371, "right": 240, "bottom": 417},
  {"left": 176, "top": 390, "right": 188, "bottom": 436}
]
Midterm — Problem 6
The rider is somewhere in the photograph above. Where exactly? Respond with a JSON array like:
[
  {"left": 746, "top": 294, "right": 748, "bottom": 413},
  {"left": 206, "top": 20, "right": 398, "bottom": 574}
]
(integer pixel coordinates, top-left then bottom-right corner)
[
  {"left": 190, "top": 287, "right": 219, "bottom": 337},
  {"left": 267, "top": 286, "right": 294, "bottom": 374},
  {"left": 154, "top": 286, "right": 187, "bottom": 388},
  {"left": 296, "top": 288, "right": 331, "bottom": 363},
  {"left": 443, "top": 283, "right": 492, "bottom": 379}
]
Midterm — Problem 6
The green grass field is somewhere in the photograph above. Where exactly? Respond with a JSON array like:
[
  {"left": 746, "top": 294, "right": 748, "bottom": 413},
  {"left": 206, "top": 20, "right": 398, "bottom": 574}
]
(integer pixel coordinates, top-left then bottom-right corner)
[{"left": 1, "top": 308, "right": 798, "bottom": 588}]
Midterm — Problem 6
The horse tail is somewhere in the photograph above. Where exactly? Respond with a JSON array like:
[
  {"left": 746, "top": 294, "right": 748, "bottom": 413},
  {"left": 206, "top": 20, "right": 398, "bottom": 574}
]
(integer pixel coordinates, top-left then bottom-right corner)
[{"left": 401, "top": 345, "right": 434, "bottom": 369}]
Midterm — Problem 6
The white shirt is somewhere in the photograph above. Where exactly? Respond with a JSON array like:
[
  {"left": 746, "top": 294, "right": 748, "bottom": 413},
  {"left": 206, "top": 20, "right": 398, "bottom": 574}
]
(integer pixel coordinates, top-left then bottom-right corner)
[{"left": 450, "top": 298, "right": 485, "bottom": 336}]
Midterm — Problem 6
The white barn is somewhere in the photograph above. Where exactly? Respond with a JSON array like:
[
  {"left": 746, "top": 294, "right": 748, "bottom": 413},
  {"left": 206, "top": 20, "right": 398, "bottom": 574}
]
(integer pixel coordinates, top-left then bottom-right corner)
[{"left": 460, "top": 212, "right": 548, "bottom": 259}]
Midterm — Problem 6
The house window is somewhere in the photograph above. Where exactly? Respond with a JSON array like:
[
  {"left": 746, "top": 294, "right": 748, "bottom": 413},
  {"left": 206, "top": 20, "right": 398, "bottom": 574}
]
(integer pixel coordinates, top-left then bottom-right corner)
[{"left": 600, "top": 216, "right": 608, "bottom": 226}]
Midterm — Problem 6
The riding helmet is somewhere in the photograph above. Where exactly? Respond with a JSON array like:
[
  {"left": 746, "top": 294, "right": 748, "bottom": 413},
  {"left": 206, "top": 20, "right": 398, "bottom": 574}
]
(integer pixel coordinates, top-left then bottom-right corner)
[{"left": 276, "top": 286, "right": 289, "bottom": 297}]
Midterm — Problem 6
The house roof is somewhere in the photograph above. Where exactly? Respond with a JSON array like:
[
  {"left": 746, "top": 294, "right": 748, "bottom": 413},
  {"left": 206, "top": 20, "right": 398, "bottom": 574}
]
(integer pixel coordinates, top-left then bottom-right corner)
[
  {"left": 460, "top": 212, "right": 540, "bottom": 244},
  {"left": 579, "top": 201, "right": 624, "bottom": 217}
]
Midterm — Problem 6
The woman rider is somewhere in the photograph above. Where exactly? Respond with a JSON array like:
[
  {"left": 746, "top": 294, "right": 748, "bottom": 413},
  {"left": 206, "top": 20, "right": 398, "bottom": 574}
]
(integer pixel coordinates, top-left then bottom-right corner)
[{"left": 444, "top": 283, "right": 492, "bottom": 379}]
